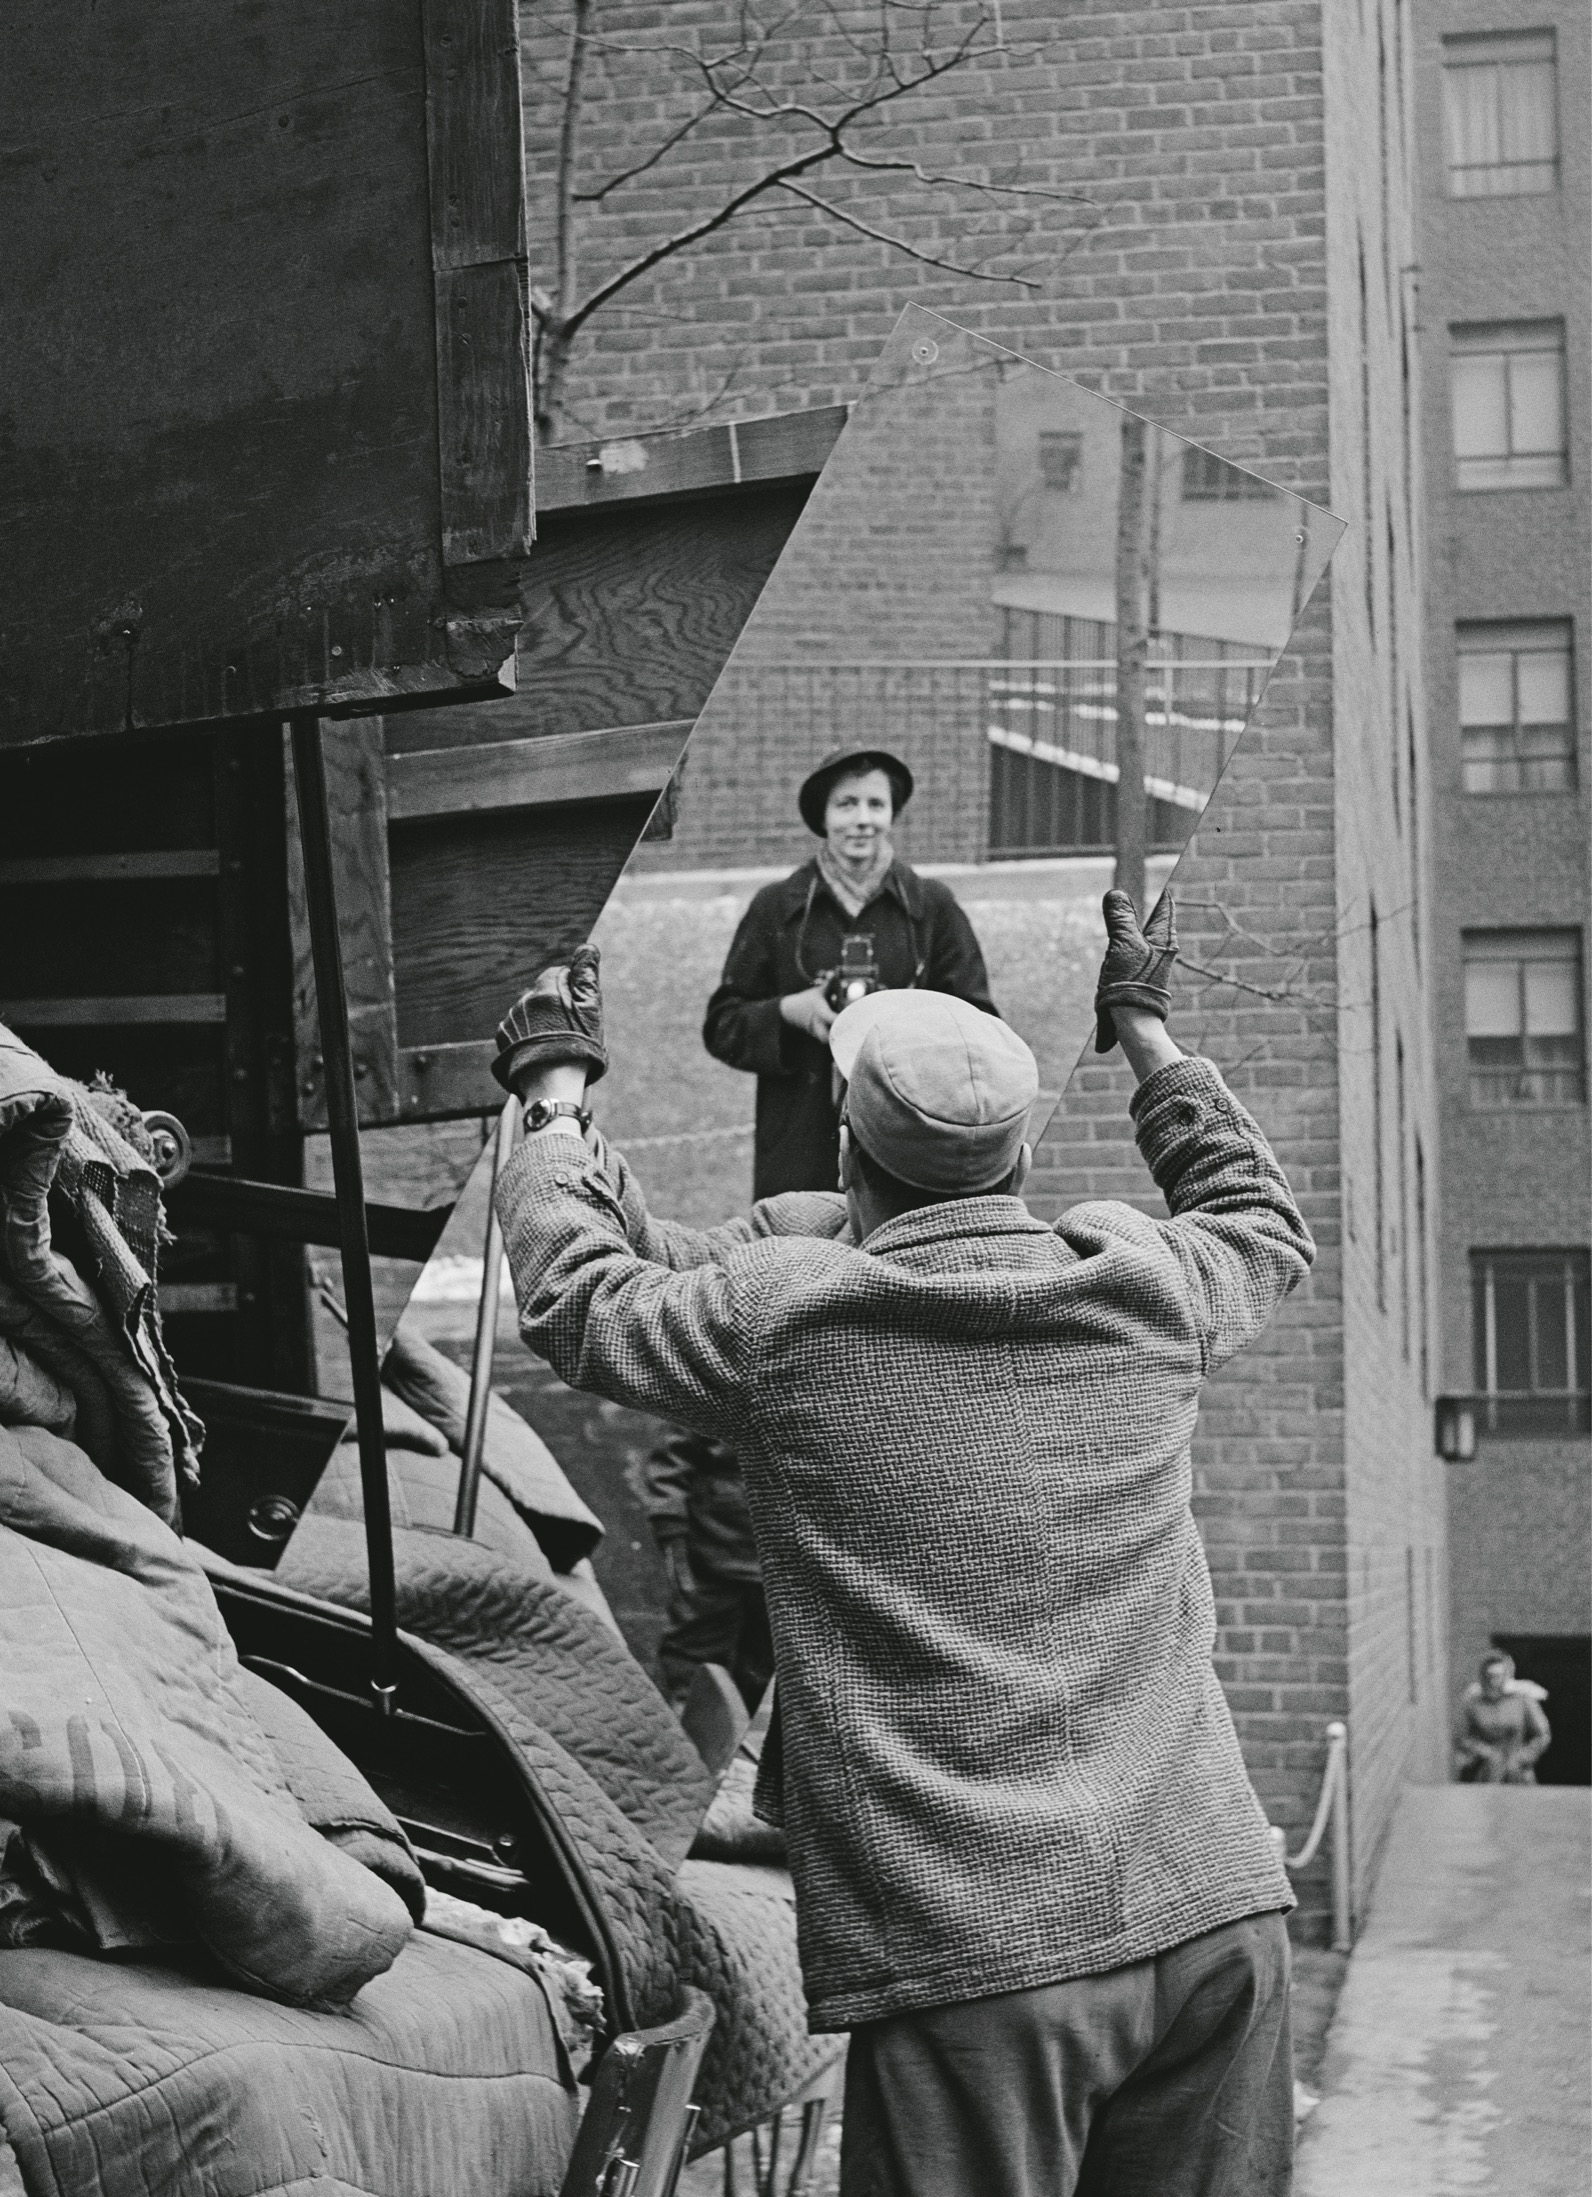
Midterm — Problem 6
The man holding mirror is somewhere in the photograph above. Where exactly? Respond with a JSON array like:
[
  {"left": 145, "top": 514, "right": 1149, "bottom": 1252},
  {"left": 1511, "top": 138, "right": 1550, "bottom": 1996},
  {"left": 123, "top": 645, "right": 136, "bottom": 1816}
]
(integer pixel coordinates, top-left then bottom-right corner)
[
  {"left": 490, "top": 897, "right": 1311, "bottom": 2197},
  {"left": 703, "top": 746, "right": 996, "bottom": 1200}
]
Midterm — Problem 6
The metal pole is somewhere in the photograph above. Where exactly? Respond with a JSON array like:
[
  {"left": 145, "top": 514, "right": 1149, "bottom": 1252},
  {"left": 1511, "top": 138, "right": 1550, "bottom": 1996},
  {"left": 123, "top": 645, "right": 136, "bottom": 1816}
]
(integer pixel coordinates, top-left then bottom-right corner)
[
  {"left": 1326, "top": 1719, "right": 1352, "bottom": 1952},
  {"left": 288, "top": 714, "right": 399, "bottom": 1712},
  {"left": 454, "top": 1097, "right": 518, "bottom": 1538}
]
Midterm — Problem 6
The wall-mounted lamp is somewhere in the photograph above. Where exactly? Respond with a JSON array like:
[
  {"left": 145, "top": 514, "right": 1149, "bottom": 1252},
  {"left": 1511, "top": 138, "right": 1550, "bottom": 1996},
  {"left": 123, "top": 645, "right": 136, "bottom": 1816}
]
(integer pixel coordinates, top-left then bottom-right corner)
[{"left": 1435, "top": 1397, "right": 1478, "bottom": 1462}]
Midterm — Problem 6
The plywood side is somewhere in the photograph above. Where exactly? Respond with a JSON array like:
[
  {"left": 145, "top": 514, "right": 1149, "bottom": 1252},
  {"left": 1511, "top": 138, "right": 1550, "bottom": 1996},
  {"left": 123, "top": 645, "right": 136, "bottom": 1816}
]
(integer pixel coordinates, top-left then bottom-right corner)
[
  {"left": 0, "top": 0, "right": 531, "bottom": 747},
  {"left": 388, "top": 796, "right": 653, "bottom": 1054}
]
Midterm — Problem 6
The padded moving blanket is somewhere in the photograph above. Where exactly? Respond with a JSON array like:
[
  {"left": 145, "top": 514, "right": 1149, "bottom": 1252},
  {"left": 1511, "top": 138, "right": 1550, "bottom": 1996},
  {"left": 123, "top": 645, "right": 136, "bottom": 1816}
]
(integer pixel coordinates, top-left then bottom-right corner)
[
  {"left": 0, "top": 1424, "right": 411, "bottom": 2005},
  {"left": 0, "top": 1025, "right": 201, "bottom": 1524},
  {"left": 0, "top": 1929, "right": 577, "bottom": 2197},
  {"left": 275, "top": 1518, "right": 842, "bottom": 2152}
]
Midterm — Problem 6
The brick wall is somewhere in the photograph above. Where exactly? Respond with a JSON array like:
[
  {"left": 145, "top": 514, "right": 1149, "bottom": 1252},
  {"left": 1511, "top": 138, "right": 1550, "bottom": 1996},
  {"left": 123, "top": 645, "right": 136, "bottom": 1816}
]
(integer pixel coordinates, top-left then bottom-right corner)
[
  {"left": 1318, "top": 0, "right": 1453, "bottom": 1902},
  {"left": 1415, "top": 0, "right": 1592, "bottom": 1723},
  {"left": 640, "top": 324, "right": 1001, "bottom": 869},
  {"left": 523, "top": 0, "right": 1447, "bottom": 1934}
]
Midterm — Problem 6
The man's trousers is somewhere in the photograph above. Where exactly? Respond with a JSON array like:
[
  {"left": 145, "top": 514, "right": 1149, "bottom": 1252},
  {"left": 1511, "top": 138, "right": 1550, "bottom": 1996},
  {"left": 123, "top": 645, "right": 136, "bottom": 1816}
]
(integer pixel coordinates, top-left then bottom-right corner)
[{"left": 839, "top": 1909, "right": 1294, "bottom": 2197}]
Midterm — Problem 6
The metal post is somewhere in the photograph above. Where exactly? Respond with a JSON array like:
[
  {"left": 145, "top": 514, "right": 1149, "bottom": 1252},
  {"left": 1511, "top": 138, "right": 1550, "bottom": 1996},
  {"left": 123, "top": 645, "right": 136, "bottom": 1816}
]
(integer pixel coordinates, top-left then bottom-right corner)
[
  {"left": 288, "top": 714, "right": 399, "bottom": 1711},
  {"left": 1326, "top": 1718, "right": 1353, "bottom": 1952},
  {"left": 454, "top": 1096, "right": 519, "bottom": 1537}
]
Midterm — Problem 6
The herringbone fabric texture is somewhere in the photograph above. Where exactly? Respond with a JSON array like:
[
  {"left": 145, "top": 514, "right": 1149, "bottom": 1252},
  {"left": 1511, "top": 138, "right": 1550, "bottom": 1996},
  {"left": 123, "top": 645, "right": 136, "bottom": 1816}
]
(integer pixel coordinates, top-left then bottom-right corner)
[{"left": 499, "top": 1059, "right": 1311, "bottom": 2032}]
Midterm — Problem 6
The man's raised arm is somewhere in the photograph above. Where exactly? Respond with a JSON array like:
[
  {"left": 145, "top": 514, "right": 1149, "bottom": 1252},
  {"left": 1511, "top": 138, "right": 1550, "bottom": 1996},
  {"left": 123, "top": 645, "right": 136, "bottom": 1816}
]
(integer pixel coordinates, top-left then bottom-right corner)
[
  {"left": 1095, "top": 892, "right": 1314, "bottom": 1373},
  {"left": 494, "top": 1127, "right": 750, "bottom": 1438},
  {"left": 484, "top": 948, "right": 843, "bottom": 1428}
]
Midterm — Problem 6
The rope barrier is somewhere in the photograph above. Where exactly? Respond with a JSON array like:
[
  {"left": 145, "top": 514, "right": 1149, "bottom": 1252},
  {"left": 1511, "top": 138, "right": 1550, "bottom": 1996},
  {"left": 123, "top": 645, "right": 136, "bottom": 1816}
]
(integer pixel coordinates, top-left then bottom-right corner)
[{"left": 1269, "top": 1720, "right": 1352, "bottom": 1952}]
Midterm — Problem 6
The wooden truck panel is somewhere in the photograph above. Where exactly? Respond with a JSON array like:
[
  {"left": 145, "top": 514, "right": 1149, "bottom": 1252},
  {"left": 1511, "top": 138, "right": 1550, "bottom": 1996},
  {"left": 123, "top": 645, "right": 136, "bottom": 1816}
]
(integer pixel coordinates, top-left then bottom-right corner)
[{"left": 0, "top": 0, "right": 531, "bottom": 746}]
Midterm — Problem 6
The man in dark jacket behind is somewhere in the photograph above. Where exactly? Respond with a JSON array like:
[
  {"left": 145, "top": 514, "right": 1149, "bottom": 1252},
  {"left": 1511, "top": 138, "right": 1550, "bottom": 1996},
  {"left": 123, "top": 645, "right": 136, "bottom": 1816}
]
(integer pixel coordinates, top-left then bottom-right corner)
[
  {"left": 490, "top": 894, "right": 1313, "bottom": 2197},
  {"left": 641, "top": 1422, "right": 773, "bottom": 1712},
  {"left": 704, "top": 746, "right": 995, "bottom": 1200}
]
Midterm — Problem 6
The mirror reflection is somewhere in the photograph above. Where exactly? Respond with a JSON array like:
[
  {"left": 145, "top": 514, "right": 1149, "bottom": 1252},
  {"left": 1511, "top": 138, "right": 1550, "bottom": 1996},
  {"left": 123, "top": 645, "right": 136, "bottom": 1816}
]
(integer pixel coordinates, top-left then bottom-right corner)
[
  {"left": 580, "top": 307, "right": 1340, "bottom": 1225},
  {"left": 391, "top": 305, "right": 1343, "bottom": 1674}
]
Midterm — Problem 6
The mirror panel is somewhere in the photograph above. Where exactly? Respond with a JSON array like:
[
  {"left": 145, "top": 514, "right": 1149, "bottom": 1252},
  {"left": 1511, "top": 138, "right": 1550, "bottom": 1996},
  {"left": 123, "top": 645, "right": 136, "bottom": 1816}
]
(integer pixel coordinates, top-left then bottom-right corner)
[{"left": 385, "top": 307, "right": 1344, "bottom": 1662}]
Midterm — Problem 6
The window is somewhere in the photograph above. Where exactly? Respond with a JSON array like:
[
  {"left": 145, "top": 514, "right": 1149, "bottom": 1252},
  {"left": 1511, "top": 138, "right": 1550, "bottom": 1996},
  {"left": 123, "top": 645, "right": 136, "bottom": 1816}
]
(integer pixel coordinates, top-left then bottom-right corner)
[
  {"left": 1451, "top": 323, "right": 1567, "bottom": 490},
  {"left": 1458, "top": 622, "right": 1576, "bottom": 791},
  {"left": 1443, "top": 32, "right": 1558, "bottom": 197},
  {"left": 1038, "top": 432, "right": 1082, "bottom": 494},
  {"left": 1464, "top": 930, "right": 1585, "bottom": 1106},
  {"left": 1180, "top": 447, "right": 1275, "bottom": 501},
  {"left": 1471, "top": 1250, "right": 1591, "bottom": 1434}
]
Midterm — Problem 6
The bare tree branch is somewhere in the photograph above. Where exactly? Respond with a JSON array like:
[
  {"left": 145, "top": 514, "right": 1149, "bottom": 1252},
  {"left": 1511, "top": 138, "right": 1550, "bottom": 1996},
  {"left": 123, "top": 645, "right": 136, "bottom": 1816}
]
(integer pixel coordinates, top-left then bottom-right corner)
[
  {"left": 1179, "top": 957, "right": 1337, "bottom": 1008},
  {"left": 533, "top": 0, "right": 1092, "bottom": 438},
  {"left": 561, "top": 142, "right": 845, "bottom": 345},
  {"left": 573, "top": 101, "right": 724, "bottom": 203},
  {"left": 777, "top": 179, "right": 1043, "bottom": 286}
]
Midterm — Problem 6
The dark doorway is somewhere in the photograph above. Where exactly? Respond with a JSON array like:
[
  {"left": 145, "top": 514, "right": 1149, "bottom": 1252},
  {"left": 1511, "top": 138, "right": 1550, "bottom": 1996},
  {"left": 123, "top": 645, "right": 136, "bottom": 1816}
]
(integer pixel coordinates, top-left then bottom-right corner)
[{"left": 1493, "top": 1635, "right": 1591, "bottom": 1785}]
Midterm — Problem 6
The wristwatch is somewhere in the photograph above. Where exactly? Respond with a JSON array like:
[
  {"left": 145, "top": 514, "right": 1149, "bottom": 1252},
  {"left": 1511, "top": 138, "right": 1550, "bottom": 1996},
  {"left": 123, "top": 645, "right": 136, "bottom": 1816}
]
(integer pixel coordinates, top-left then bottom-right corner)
[{"left": 522, "top": 1097, "right": 592, "bottom": 1135}]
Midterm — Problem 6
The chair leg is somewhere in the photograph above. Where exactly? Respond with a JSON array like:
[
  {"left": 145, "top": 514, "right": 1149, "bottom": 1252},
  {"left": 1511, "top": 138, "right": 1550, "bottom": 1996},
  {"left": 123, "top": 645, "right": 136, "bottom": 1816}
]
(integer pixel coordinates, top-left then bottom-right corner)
[
  {"left": 785, "top": 2099, "right": 830, "bottom": 2197},
  {"left": 661, "top": 2103, "right": 701, "bottom": 2197}
]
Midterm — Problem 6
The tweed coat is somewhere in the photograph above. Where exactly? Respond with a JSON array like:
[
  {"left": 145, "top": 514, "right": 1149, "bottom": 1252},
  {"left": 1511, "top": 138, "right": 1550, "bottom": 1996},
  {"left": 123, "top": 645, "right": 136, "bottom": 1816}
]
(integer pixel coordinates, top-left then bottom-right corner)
[
  {"left": 701, "top": 858, "right": 994, "bottom": 1199},
  {"left": 498, "top": 1057, "right": 1311, "bottom": 2033}
]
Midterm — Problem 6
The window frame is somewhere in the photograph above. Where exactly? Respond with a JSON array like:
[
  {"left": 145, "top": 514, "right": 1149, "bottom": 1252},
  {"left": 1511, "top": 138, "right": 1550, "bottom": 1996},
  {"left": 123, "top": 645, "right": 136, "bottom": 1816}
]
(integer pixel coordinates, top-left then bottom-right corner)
[
  {"left": 1178, "top": 447, "right": 1277, "bottom": 503},
  {"left": 1441, "top": 29, "right": 1560, "bottom": 199},
  {"left": 1462, "top": 928, "right": 1586, "bottom": 1110},
  {"left": 1450, "top": 321, "right": 1568, "bottom": 492},
  {"left": 1037, "top": 430, "right": 1083, "bottom": 495},
  {"left": 1470, "top": 1248, "right": 1591, "bottom": 1436},
  {"left": 1456, "top": 620, "right": 1577, "bottom": 793}
]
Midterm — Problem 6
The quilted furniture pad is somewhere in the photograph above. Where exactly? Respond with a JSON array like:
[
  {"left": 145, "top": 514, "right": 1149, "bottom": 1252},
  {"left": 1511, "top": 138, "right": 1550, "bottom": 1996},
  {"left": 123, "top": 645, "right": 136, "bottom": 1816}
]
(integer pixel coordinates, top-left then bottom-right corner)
[{"left": 0, "top": 1929, "right": 578, "bottom": 2197}]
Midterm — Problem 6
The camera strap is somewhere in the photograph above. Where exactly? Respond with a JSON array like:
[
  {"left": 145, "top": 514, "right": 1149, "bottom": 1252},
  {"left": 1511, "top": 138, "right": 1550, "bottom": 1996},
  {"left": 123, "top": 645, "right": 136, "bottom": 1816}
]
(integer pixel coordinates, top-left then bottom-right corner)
[{"left": 794, "top": 871, "right": 926, "bottom": 989}]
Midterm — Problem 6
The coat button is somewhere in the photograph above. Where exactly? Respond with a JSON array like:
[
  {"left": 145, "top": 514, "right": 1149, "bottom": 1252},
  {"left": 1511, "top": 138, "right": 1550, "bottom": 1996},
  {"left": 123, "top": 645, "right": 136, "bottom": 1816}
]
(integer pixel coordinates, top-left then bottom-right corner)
[{"left": 553, "top": 1171, "right": 571, "bottom": 1188}]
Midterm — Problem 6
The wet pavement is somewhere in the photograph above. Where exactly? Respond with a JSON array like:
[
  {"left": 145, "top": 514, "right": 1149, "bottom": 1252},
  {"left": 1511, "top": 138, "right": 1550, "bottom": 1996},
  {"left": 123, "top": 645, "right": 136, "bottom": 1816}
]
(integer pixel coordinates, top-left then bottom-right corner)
[{"left": 1296, "top": 1783, "right": 1591, "bottom": 2197}]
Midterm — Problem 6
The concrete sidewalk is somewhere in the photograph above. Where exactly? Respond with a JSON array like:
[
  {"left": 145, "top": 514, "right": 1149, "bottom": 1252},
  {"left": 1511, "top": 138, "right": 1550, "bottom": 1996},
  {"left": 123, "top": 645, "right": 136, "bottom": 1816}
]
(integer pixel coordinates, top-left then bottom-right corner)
[{"left": 1296, "top": 1784, "right": 1591, "bottom": 2196}]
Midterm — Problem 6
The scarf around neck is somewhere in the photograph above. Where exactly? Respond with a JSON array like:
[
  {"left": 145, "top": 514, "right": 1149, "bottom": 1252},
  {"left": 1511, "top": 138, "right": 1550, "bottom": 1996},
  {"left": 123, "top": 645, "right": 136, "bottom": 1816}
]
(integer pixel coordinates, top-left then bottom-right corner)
[{"left": 816, "top": 839, "right": 895, "bottom": 921}]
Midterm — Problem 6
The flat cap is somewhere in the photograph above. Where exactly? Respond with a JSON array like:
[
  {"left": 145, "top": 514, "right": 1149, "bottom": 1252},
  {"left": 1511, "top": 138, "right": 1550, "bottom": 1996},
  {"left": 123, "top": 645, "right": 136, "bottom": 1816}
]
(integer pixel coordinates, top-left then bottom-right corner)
[{"left": 830, "top": 990, "right": 1038, "bottom": 1194}]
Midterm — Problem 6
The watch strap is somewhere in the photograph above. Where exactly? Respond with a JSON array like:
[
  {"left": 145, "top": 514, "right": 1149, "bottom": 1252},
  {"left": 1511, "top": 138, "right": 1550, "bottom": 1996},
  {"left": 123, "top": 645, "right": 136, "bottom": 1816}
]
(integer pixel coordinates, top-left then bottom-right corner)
[{"left": 522, "top": 1098, "right": 592, "bottom": 1134}]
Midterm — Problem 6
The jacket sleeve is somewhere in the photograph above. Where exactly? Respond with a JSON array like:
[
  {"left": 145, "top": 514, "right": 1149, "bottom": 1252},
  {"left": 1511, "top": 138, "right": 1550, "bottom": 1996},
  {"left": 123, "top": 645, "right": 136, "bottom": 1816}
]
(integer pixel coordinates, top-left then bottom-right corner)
[
  {"left": 921, "top": 882, "right": 998, "bottom": 1016},
  {"left": 1127, "top": 1057, "right": 1315, "bottom": 1374},
  {"left": 496, "top": 1136, "right": 748, "bottom": 1441},
  {"left": 703, "top": 891, "right": 798, "bottom": 1079},
  {"left": 586, "top": 1131, "right": 849, "bottom": 1269}
]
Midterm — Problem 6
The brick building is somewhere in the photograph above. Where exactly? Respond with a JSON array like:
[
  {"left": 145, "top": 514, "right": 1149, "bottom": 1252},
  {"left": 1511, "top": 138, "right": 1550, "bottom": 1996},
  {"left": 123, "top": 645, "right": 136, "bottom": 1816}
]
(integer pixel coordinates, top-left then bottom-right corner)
[
  {"left": 1413, "top": 2, "right": 1591, "bottom": 1778},
  {"left": 520, "top": 0, "right": 1450, "bottom": 1933}
]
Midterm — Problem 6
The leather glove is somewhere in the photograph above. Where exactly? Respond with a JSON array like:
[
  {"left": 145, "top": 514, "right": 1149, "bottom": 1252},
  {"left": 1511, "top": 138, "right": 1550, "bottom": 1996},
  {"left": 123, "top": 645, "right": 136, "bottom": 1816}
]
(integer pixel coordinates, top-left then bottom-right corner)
[
  {"left": 491, "top": 943, "right": 608, "bottom": 1092},
  {"left": 1094, "top": 890, "right": 1177, "bottom": 1053}
]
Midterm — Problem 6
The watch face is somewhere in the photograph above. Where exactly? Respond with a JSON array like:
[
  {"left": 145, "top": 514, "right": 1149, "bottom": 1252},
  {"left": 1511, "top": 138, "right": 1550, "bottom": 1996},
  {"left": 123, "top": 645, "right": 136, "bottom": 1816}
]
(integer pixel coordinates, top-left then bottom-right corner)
[{"left": 526, "top": 1099, "right": 587, "bottom": 1131}]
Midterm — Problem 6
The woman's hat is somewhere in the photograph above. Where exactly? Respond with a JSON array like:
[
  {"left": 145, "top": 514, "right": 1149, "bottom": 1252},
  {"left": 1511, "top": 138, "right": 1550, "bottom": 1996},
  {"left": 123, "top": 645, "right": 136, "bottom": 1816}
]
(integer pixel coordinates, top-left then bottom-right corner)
[{"left": 797, "top": 747, "right": 915, "bottom": 835}]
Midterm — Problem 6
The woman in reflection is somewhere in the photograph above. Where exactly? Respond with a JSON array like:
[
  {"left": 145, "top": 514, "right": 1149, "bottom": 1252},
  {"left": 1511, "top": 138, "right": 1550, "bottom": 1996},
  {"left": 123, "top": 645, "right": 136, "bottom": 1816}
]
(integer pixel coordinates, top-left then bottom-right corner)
[
  {"left": 703, "top": 746, "right": 996, "bottom": 1199},
  {"left": 650, "top": 751, "right": 997, "bottom": 1717}
]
